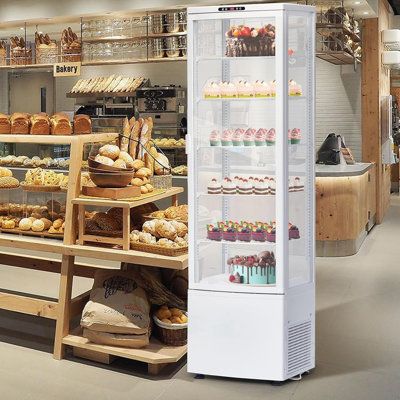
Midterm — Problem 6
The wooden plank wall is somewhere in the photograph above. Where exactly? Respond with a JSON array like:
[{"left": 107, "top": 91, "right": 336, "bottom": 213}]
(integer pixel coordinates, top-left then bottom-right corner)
[{"left": 362, "top": 0, "right": 392, "bottom": 223}]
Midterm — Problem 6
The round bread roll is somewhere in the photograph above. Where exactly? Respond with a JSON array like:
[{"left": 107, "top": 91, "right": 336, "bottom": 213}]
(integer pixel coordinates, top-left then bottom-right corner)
[
  {"left": 140, "top": 185, "right": 149, "bottom": 194},
  {"left": 132, "top": 159, "right": 145, "bottom": 170},
  {"left": 112, "top": 159, "right": 127, "bottom": 169},
  {"left": 135, "top": 167, "right": 152, "bottom": 178},
  {"left": 52, "top": 218, "right": 64, "bottom": 229},
  {"left": 94, "top": 155, "right": 114, "bottom": 167},
  {"left": 19, "top": 218, "right": 32, "bottom": 231},
  {"left": 131, "top": 177, "right": 144, "bottom": 187},
  {"left": 98, "top": 144, "right": 120, "bottom": 160},
  {"left": 145, "top": 183, "right": 154, "bottom": 192},
  {"left": 28, "top": 216, "right": 36, "bottom": 222},
  {"left": 40, "top": 218, "right": 52, "bottom": 230},
  {"left": 92, "top": 212, "right": 120, "bottom": 231},
  {"left": 118, "top": 151, "right": 134, "bottom": 169},
  {"left": 31, "top": 219, "right": 45, "bottom": 232},
  {"left": 0, "top": 176, "right": 19, "bottom": 188},
  {"left": 2, "top": 219, "right": 15, "bottom": 229}
]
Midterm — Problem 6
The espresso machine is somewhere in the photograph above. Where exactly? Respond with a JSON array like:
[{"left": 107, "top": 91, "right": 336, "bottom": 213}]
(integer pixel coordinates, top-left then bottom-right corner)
[{"left": 136, "top": 85, "right": 186, "bottom": 138}]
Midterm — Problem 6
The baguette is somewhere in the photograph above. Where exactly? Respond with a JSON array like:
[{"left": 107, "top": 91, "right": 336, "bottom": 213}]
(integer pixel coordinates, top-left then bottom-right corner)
[
  {"left": 113, "top": 77, "right": 130, "bottom": 92},
  {"left": 71, "top": 79, "right": 83, "bottom": 93},
  {"left": 120, "top": 117, "right": 130, "bottom": 152},
  {"left": 106, "top": 76, "right": 123, "bottom": 92},
  {"left": 129, "top": 118, "right": 143, "bottom": 160},
  {"left": 99, "top": 74, "right": 115, "bottom": 92}
]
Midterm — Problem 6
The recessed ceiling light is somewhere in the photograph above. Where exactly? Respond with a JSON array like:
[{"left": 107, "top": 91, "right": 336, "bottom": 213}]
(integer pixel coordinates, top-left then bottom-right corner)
[
  {"left": 19, "top": 27, "right": 24, "bottom": 30},
  {"left": 354, "top": 1, "right": 361, "bottom": 4},
  {"left": 363, "top": 11, "right": 369, "bottom": 14}
]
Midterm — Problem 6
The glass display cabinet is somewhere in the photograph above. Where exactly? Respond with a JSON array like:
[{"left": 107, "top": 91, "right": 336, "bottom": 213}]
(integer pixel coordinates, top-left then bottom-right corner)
[{"left": 187, "top": 3, "right": 315, "bottom": 381}]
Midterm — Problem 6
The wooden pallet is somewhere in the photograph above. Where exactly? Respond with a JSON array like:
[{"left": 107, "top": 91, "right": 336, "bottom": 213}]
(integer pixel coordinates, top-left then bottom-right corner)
[{"left": 66, "top": 328, "right": 187, "bottom": 375}]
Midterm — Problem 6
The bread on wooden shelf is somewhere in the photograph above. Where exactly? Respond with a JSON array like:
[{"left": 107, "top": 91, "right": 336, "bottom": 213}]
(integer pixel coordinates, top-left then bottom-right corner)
[
  {"left": 10, "top": 113, "right": 30, "bottom": 134},
  {"left": 50, "top": 113, "right": 72, "bottom": 135},
  {"left": 30, "top": 114, "right": 50, "bottom": 135},
  {"left": 0, "top": 114, "right": 10, "bottom": 134},
  {"left": 73, "top": 114, "right": 91, "bottom": 134}
]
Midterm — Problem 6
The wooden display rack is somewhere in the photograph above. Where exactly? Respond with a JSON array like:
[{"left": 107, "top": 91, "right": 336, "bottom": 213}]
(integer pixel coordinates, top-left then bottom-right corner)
[
  {"left": 72, "top": 187, "right": 182, "bottom": 251},
  {"left": 0, "top": 133, "right": 188, "bottom": 375}
]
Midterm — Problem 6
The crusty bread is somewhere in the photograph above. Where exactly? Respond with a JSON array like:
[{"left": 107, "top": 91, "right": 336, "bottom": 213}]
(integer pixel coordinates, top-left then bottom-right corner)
[
  {"left": 30, "top": 114, "right": 50, "bottom": 135},
  {"left": 0, "top": 113, "right": 10, "bottom": 134},
  {"left": 50, "top": 113, "right": 72, "bottom": 135},
  {"left": 73, "top": 114, "right": 91, "bottom": 134},
  {"left": 10, "top": 113, "right": 30, "bottom": 134}
]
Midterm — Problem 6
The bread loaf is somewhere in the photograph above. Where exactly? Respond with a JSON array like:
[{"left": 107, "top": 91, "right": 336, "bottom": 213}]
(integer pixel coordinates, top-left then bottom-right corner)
[
  {"left": 50, "top": 113, "right": 72, "bottom": 135},
  {"left": 0, "top": 113, "right": 10, "bottom": 134},
  {"left": 10, "top": 113, "right": 30, "bottom": 134},
  {"left": 30, "top": 114, "right": 50, "bottom": 135},
  {"left": 73, "top": 114, "right": 91, "bottom": 134}
]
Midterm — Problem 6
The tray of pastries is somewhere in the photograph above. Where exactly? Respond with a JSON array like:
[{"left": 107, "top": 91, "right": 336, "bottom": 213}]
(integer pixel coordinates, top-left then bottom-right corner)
[
  {"left": 130, "top": 218, "right": 188, "bottom": 256},
  {"left": 143, "top": 205, "right": 188, "bottom": 225},
  {"left": 20, "top": 168, "right": 68, "bottom": 192}
]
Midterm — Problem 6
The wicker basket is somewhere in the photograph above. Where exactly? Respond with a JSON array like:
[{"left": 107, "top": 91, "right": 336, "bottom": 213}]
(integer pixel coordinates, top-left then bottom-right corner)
[
  {"left": 130, "top": 241, "right": 188, "bottom": 256},
  {"left": 153, "top": 314, "right": 187, "bottom": 346},
  {"left": 62, "top": 47, "right": 81, "bottom": 62},
  {"left": 36, "top": 44, "right": 58, "bottom": 64},
  {"left": 142, "top": 213, "right": 188, "bottom": 226},
  {"left": 150, "top": 174, "right": 172, "bottom": 190}
]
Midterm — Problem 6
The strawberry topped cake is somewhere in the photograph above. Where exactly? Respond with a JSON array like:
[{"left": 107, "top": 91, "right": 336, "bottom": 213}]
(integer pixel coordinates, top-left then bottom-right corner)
[{"left": 225, "top": 24, "right": 276, "bottom": 57}]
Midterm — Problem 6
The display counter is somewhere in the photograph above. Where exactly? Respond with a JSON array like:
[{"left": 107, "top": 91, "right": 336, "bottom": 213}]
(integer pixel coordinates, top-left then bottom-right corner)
[{"left": 316, "top": 162, "right": 376, "bottom": 256}]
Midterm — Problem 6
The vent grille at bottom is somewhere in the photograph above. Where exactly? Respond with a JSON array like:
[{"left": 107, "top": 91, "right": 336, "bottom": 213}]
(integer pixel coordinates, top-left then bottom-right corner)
[{"left": 287, "top": 320, "right": 312, "bottom": 376}]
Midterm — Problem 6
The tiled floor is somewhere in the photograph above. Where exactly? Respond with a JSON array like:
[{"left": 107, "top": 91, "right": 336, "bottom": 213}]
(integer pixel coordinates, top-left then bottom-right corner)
[{"left": 1, "top": 201, "right": 400, "bottom": 399}]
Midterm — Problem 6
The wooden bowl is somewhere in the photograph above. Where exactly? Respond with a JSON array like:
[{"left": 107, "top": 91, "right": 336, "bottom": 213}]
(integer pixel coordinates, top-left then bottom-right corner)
[
  {"left": 88, "top": 157, "right": 133, "bottom": 172},
  {"left": 89, "top": 170, "right": 134, "bottom": 188}
]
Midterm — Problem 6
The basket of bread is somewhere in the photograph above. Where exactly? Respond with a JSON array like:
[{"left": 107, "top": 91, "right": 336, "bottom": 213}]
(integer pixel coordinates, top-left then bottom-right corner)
[
  {"left": 120, "top": 116, "right": 172, "bottom": 190},
  {"left": 20, "top": 168, "right": 68, "bottom": 192},
  {"left": 0, "top": 41, "right": 6, "bottom": 66},
  {"left": 153, "top": 305, "right": 188, "bottom": 346},
  {"left": 35, "top": 31, "right": 58, "bottom": 64},
  {"left": 130, "top": 218, "right": 188, "bottom": 256},
  {"left": 0, "top": 167, "right": 19, "bottom": 189},
  {"left": 143, "top": 204, "right": 188, "bottom": 225},
  {"left": 61, "top": 27, "right": 81, "bottom": 62},
  {"left": 10, "top": 36, "right": 32, "bottom": 65}
]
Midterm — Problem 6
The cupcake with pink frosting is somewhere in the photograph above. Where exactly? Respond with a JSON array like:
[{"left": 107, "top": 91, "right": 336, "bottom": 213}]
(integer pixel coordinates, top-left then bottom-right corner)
[
  {"left": 290, "top": 128, "right": 301, "bottom": 144},
  {"left": 255, "top": 128, "right": 267, "bottom": 146},
  {"left": 266, "top": 128, "right": 276, "bottom": 146},
  {"left": 237, "top": 81, "right": 254, "bottom": 98},
  {"left": 232, "top": 128, "right": 244, "bottom": 146},
  {"left": 243, "top": 128, "right": 256, "bottom": 146},
  {"left": 254, "top": 80, "right": 270, "bottom": 97},
  {"left": 220, "top": 82, "right": 238, "bottom": 98},
  {"left": 269, "top": 80, "right": 276, "bottom": 97},
  {"left": 209, "top": 130, "right": 221, "bottom": 146},
  {"left": 203, "top": 81, "right": 221, "bottom": 98},
  {"left": 221, "top": 129, "right": 233, "bottom": 146},
  {"left": 288, "top": 80, "right": 302, "bottom": 96}
]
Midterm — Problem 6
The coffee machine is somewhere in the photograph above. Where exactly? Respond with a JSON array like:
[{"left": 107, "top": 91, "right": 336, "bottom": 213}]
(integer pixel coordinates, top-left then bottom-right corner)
[{"left": 136, "top": 85, "right": 186, "bottom": 138}]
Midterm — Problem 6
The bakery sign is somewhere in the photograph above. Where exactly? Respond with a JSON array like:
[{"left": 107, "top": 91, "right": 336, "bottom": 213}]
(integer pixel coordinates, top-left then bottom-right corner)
[{"left": 53, "top": 62, "right": 81, "bottom": 77}]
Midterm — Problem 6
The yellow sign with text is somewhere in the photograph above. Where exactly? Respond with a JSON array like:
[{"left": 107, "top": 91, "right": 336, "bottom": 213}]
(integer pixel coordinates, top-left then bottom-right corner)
[{"left": 53, "top": 62, "right": 81, "bottom": 77}]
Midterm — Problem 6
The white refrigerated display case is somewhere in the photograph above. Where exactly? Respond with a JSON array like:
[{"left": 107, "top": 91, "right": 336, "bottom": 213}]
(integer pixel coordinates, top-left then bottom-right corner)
[{"left": 187, "top": 4, "right": 316, "bottom": 381}]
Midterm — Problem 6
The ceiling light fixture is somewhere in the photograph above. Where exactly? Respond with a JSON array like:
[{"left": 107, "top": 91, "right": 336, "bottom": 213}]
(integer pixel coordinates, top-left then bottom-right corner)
[
  {"left": 354, "top": 1, "right": 361, "bottom": 4},
  {"left": 363, "top": 11, "right": 369, "bottom": 14},
  {"left": 19, "top": 27, "right": 24, "bottom": 30}
]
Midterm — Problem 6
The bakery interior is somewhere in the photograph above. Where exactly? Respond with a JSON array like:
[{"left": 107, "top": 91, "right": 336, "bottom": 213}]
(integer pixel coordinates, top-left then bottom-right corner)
[{"left": 0, "top": 0, "right": 400, "bottom": 399}]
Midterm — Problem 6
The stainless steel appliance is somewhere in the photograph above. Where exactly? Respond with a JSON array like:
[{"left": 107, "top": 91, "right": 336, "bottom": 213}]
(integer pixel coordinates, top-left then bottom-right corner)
[{"left": 137, "top": 85, "right": 187, "bottom": 169}]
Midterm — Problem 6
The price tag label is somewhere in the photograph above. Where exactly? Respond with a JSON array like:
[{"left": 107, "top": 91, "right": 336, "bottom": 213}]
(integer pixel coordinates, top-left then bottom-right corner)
[{"left": 53, "top": 62, "right": 81, "bottom": 77}]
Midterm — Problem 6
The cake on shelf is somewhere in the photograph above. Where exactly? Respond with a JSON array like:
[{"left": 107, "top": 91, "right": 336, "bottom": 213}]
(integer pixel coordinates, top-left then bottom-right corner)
[{"left": 228, "top": 251, "right": 276, "bottom": 285}]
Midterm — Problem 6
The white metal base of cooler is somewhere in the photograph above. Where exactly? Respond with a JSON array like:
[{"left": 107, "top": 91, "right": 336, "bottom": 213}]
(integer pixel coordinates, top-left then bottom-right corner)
[{"left": 188, "top": 286, "right": 315, "bottom": 381}]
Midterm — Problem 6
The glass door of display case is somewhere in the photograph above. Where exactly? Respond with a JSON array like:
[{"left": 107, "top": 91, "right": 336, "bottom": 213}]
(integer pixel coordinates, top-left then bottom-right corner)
[{"left": 187, "top": 5, "right": 315, "bottom": 294}]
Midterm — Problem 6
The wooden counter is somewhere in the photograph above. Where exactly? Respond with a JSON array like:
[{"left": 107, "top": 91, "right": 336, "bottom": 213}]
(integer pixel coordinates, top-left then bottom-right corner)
[{"left": 316, "top": 163, "right": 376, "bottom": 256}]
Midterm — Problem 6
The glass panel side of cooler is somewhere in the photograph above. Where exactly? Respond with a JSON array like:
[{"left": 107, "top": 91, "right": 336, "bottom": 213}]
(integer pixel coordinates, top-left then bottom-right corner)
[{"left": 287, "top": 11, "right": 314, "bottom": 288}]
